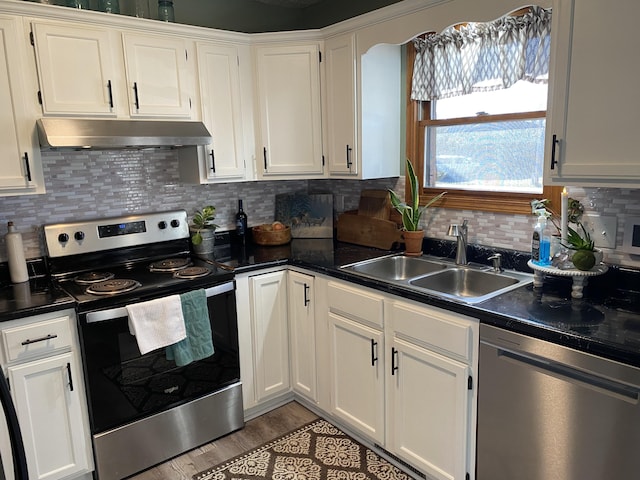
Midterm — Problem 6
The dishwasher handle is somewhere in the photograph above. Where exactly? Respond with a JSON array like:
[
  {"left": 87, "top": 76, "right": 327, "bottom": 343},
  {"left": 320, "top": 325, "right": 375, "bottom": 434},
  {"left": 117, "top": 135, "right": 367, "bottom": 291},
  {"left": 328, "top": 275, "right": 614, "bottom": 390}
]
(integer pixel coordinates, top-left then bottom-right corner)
[{"left": 498, "top": 348, "right": 640, "bottom": 403}]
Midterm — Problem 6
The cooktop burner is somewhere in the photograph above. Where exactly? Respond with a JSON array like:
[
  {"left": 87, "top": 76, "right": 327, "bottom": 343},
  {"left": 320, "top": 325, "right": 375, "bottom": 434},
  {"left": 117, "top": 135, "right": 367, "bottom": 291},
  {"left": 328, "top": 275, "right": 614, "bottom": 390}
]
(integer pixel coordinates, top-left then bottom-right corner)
[
  {"left": 149, "top": 258, "right": 192, "bottom": 272},
  {"left": 86, "top": 279, "right": 142, "bottom": 296},
  {"left": 75, "top": 271, "right": 115, "bottom": 285},
  {"left": 173, "top": 266, "right": 211, "bottom": 279}
]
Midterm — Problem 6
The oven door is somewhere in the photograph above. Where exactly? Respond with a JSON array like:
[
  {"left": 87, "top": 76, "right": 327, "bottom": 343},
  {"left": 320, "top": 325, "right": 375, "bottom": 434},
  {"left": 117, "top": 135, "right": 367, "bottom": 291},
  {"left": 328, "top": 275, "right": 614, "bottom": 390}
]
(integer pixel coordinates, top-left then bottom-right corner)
[{"left": 78, "top": 281, "right": 240, "bottom": 434}]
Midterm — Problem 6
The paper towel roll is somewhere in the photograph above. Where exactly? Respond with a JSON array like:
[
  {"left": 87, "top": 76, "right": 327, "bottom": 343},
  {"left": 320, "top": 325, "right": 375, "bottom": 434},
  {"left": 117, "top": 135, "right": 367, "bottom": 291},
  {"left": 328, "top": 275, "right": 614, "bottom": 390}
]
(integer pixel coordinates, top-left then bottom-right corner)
[{"left": 6, "top": 222, "right": 29, "bottom": 284}]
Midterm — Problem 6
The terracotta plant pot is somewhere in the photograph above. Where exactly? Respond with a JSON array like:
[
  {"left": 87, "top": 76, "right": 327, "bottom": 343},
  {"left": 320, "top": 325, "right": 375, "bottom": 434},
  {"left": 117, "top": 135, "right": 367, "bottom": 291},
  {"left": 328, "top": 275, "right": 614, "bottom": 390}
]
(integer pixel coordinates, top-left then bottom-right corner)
[{"left": 402, "top": 230, "right": 424, "bottom": 256}]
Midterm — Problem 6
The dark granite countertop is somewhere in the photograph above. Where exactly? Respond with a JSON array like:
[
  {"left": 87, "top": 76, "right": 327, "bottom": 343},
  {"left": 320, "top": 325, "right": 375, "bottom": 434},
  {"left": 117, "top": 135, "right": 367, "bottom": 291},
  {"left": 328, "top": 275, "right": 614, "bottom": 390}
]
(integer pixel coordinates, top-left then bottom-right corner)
[
  {"left": 226, "top": 237, "right": 640, "bottom": 369},
  {"left": 2, "top": 238, "right": 639, "bottom": 370},
  {"left": 0, "top": 276, "right": 75, "bottom": 322}
]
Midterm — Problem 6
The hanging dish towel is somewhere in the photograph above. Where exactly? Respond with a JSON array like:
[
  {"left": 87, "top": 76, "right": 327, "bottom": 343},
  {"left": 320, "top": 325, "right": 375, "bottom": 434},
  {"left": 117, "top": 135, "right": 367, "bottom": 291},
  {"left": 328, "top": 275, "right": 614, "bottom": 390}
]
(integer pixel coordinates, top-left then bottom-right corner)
[
  {"left": 166, "top": 289, "right": 214, "bottom": 367},
  {"left": 127, "top": 295, "right": 186, "bottom": 355}
]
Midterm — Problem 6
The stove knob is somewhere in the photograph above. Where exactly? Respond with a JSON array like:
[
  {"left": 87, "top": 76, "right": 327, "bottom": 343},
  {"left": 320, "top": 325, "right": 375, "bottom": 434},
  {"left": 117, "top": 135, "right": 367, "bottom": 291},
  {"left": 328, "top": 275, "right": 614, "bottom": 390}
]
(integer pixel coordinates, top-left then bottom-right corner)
[
  {"left": 158, "top": 221, "right": 167, "bottom": 230},
  {"left": 170, "top": 219, "right": 180, "bottom": 228},
  {"left": 74, "top": 231, "right": 85, "bottom": 241},
  {"left": 58, "top": 233, "right": 69, "bottom": 243}
]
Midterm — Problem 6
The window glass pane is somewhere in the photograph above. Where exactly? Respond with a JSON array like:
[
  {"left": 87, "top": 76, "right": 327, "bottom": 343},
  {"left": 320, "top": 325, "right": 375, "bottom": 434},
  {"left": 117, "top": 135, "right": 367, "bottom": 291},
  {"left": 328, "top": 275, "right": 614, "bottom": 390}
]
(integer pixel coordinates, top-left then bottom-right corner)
[
  {"left": 425, "top": 118, "right": 546, "bottom": 193},
  {"left": 434, "top": 81, "right": 547, "bottom": 119}
]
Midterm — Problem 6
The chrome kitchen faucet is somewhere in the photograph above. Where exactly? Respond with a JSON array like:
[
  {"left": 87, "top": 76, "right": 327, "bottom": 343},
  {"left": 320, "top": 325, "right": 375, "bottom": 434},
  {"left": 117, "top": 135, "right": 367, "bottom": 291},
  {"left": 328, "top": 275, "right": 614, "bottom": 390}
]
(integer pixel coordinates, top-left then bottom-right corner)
[{"left": 448, "top": 219, "right": 468, "bottom": 265}]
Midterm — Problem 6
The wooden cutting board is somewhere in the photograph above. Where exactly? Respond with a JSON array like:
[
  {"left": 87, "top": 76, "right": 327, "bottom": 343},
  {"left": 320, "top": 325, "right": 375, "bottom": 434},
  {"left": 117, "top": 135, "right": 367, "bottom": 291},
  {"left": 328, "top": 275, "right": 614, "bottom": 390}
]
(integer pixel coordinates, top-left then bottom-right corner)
[
  {"left": 336, "top": 211, "right": 402, "bottom": 249},
  {"left": 357, "top": 190, "right": 391, "bottom": 220}
]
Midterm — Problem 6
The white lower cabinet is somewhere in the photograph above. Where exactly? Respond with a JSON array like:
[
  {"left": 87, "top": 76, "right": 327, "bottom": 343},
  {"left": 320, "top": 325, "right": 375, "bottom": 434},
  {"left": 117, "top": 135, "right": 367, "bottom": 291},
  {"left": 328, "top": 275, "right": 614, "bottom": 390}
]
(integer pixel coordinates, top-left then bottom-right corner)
[
  {"left": 236, "top": 268, "right": 290, "bottom": 413},
  {"left": 287, "top": 270, "right": 317, "bottom": 402},
  {"left": 0, "top": 309, "right": 93, "bottom": 480},
  {"left": 322, "top": 278, "right": 478, "bottom": 480},
  {"left": 326, "top": 280, "right": 385, "bottom": 444},
  {"left": 386, "top": 300, "right": 476, "bottom": 480}
]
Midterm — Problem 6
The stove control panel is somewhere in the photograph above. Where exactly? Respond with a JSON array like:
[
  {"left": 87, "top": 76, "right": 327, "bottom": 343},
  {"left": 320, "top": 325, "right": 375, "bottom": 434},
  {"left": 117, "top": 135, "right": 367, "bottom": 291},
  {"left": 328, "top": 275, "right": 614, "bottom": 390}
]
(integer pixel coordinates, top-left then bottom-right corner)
[{"left": 44, "top": 210, "right": 189, "bottom": 258}]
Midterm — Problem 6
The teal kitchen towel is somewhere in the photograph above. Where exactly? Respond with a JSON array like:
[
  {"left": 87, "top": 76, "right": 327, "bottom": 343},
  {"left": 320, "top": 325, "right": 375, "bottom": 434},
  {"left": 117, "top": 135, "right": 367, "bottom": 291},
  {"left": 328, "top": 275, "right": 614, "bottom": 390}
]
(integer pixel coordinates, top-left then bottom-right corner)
[{"left": 166, "top": 289, "right": 214, "bottom": 366}]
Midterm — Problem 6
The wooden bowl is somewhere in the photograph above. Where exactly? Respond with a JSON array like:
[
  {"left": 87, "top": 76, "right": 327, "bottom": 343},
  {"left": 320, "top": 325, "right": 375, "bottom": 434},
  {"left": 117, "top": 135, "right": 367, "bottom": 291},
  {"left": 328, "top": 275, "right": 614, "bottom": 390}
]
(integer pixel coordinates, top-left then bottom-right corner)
[{"left": 252, "top": 224, "right": 291, "bottom": 246}]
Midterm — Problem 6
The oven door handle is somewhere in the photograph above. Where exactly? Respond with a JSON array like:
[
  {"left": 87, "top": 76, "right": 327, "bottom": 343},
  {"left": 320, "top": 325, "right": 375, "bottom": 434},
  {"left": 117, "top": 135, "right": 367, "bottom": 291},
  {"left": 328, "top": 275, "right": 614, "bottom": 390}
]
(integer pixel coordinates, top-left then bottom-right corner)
[{"left": 85, "top": 281, "right": 235, "bottom": 324}]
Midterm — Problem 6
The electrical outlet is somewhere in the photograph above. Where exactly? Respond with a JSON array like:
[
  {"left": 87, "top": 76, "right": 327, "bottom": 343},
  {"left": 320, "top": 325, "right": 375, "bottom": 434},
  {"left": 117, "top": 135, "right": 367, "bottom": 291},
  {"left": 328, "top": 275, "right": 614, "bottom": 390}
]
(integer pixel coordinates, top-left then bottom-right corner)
[{"left": 580, "top": 214, "right": 617, "bottom": 249}]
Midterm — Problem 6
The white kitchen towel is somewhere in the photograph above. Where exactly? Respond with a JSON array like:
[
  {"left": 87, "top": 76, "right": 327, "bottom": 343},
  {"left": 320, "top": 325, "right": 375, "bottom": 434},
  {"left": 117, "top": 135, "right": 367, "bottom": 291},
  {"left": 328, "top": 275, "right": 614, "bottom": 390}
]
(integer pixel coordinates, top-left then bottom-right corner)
[{"left": 126, "top": 295, "right": 187, "bottom": 355}]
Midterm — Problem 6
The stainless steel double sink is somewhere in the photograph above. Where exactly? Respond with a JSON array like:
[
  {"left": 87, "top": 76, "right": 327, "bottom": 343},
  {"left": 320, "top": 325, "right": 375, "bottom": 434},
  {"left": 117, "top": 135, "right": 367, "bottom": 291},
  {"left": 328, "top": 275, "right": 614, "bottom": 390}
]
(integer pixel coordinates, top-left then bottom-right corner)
[{"left": 340, "top": 254, "right": 533, "bottom": 304}]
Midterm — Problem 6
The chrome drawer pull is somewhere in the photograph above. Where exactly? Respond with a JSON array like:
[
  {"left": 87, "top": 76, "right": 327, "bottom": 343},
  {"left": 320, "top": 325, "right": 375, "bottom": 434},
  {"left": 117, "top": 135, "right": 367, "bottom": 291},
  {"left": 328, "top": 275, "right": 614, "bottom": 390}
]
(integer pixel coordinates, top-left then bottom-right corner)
[{"left": 21, "top": 334, "right": 58, "bottom": 346}]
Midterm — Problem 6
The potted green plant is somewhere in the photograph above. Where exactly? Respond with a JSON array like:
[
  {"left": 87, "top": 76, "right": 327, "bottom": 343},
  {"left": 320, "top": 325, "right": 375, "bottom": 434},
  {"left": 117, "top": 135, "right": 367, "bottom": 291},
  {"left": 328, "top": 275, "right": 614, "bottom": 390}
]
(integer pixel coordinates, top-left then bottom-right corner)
[
  {"left": 530, "top": 197, "right": 600, "bottom": 270},
  {"left": 190, "top": 205, "right": 219, "bottom": 255},
  {"left": 389, "top": 159, "right": 446, "bottom": 256}
]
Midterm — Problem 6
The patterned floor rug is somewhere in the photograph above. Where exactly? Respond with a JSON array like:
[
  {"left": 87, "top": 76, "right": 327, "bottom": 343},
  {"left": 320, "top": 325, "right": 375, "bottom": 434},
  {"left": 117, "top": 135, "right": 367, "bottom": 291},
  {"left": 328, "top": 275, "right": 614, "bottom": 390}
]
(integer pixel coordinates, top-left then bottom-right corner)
[{"left": 193, "top": 418, "right": 412, "bottom": 480}]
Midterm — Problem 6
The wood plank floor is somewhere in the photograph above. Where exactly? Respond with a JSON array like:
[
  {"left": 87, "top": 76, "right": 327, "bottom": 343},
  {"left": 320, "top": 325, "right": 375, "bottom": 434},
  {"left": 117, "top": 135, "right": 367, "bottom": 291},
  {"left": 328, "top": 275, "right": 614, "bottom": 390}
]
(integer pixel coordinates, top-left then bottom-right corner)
[{"left": 129, "top": 401, "right": 319, "bottom": 480}]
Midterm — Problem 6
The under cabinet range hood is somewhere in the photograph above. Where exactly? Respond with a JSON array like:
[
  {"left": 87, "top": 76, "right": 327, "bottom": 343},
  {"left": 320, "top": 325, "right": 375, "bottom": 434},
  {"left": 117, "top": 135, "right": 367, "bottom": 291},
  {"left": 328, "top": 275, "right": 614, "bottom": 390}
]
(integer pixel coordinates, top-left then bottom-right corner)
[{"left": 36, "top": 118, "right": 212, "bottom": 150}]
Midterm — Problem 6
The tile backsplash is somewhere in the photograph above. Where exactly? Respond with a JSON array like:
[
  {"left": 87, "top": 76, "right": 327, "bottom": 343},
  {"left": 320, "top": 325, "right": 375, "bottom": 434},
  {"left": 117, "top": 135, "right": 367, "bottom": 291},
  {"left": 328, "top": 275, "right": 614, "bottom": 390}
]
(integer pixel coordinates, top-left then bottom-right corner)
[{"left": 1, "top": 149, "right": 639, "bottom": 269}]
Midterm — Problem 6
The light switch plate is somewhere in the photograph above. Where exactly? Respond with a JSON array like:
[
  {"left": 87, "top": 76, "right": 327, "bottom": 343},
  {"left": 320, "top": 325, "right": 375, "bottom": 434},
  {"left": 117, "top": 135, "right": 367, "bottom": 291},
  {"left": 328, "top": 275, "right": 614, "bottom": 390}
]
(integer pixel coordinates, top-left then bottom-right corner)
[{"left": 579, "top": 214, "right": 617, "bottom": 249}]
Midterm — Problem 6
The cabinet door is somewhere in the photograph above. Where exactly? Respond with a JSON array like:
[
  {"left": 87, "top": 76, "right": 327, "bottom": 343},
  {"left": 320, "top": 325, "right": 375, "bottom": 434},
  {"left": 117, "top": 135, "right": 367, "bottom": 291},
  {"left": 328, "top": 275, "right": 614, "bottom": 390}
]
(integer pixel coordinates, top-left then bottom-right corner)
[
  {"left": 250, "top": 271, "right": 290, "bottom": 402},
  {"left": 325, "top": 34, "right": 357, "bottom": 176},
  {"left": 9, "top": 352, "right": 91, "bottom": 480},
  {"left": 122, "top": 33, "right": 192, "bottom": 118},
  {"left": 328, "top": 312, "right": 384, "bottom": 444},
  {"left": 31, "top": 22, "right": 118, "bottom": 116},
  {"left": 255, "top": 44, "right": 323, "bottom": 176},
  {"left": 0, "top": 16, "right": 44, "bottom": 195},
  {"left": 288, "top": 271, "right": 316, "bottom": 401},
  {"left": 387, "top": 337, "right": 470, "bottom": 480},
  {"left": 195, "top": 42, "right": 246, "bottom": 180},
  {"left": 545, "top": 0, "right": 640, "bottom": 186}
]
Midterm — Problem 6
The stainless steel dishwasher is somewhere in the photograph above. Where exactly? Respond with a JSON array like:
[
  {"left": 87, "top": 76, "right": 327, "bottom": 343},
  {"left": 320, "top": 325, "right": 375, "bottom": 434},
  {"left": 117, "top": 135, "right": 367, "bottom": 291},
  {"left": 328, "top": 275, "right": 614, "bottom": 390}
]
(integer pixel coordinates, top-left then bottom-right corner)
[{"left": 477, "top": 323, "right": 640, "bottom": 480}]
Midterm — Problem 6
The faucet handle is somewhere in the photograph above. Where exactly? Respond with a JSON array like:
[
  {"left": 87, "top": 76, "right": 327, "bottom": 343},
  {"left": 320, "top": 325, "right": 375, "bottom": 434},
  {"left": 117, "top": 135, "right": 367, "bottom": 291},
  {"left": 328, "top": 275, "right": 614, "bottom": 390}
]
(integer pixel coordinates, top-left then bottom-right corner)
[{"left": 488, "top": 253, "right": 503, "bottom": 272}]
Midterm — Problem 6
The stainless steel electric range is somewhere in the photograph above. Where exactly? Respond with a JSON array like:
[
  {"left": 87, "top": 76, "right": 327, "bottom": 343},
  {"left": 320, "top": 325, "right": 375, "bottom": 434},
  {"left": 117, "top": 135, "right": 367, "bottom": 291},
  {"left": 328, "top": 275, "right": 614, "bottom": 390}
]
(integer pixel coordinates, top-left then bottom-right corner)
[{"left": 44, "top": 210, "right": 243, "bottom": 480}]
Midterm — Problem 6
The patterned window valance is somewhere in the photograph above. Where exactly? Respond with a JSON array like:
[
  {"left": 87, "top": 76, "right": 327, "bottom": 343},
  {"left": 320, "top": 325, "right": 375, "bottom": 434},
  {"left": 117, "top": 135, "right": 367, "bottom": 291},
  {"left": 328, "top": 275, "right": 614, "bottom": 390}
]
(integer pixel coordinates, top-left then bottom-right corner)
[{"left": 410, "top": 6, "right": 552, "bottom": 101}]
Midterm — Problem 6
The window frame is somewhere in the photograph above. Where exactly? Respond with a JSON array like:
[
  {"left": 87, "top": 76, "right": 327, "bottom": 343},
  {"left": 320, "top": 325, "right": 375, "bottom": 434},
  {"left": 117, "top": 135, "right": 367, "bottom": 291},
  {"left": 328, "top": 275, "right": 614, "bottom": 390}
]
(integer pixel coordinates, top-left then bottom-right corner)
[{"left": 405, "top": 32, "right": 561, "bottom": 215}]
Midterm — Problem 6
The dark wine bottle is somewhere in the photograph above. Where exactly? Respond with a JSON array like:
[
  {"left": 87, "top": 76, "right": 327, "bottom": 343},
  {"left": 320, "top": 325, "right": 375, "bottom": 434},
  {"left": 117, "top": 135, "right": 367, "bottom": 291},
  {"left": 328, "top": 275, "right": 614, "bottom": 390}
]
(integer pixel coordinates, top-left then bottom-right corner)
[{"left": 236, "top": 199, "right": 248, "bottom": 241}]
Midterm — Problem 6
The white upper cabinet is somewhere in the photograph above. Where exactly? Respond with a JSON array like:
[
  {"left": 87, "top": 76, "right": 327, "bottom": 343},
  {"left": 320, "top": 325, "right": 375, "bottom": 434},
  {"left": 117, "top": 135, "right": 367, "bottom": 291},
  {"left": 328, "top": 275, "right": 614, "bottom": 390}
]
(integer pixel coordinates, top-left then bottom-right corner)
[
  {"left": 31, "top": 21, "right": 118, "bottom": 117},
  {"left": 0, "top": 15, "right": 44, "bottom": 196},
  {"left": 31, "top": 20, "right": 193, "bottom": 119},
  {"left": 179, "top": 42, "right": 247, "bottom": 183},
  {"left": 545, "top": 0, "right": 640, "bottom": 187},
  {"left": 254, "top": 43, "right": 324, "bottom": 178},
  {"left": 324, "top": 33, "right": 400, "bottom": 179},
  {"left": 121, "top": 32, "right": 192, "bottom": 118}
]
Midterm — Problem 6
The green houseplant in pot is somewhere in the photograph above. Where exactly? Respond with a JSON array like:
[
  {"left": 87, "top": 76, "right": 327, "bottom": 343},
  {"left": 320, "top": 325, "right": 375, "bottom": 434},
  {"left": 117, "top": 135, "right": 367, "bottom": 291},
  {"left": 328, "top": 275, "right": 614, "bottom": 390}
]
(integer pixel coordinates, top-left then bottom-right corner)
[
  {"left": 565, "top": 223, "right": 597, "bottom": 271},
  {"left": 190, "top": 205, "right": 219, "bottom": 255},
  {"left": 389, "top": 159, "right": 446, "bottom": 256}
]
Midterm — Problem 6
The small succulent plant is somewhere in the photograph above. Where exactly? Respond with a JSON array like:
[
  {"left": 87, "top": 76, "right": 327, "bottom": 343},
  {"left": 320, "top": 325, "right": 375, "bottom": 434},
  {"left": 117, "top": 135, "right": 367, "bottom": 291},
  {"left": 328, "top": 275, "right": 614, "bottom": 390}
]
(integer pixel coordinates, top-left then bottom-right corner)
[{"left": 190, "top": 206, "right": 219, "bottom": 245}]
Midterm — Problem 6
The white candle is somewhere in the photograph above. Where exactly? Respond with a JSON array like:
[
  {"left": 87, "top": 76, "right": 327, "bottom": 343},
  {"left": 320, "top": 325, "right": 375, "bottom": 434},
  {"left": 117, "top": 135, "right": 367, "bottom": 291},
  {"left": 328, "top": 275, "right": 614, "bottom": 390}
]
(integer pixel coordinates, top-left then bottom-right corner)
[{"left": 561, "top": 187, "right": 568, "bottom": 241}]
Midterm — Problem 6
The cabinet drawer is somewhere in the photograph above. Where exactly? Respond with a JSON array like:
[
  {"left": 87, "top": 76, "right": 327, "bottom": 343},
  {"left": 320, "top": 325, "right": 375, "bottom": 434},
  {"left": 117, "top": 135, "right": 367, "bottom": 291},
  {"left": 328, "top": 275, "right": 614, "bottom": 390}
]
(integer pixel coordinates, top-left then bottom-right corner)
[
  {"left": 2, "top": 316, "right": 72, "bottom": 362},
  {"left": 390, "top": 301, "right": 474, "bottom": 362},
  {"left": 328, "top": 281, "right": 384, "bottom": 329}
]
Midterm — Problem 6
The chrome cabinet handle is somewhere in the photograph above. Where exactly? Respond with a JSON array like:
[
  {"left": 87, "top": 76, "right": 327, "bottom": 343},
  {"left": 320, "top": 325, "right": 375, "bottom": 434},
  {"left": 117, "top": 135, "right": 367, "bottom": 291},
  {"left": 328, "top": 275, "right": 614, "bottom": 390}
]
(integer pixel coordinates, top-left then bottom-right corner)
[{"left": 21, "top": 334, "right": 57, "bottom": 346}]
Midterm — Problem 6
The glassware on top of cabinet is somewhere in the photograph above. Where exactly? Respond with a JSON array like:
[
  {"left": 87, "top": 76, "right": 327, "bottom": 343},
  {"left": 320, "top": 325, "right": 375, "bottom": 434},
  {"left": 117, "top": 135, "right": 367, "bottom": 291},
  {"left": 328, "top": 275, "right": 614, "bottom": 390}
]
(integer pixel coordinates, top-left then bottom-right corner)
[
  {"left": 98, "top": 0, "right": 120, "bottom": 13},
  {"left": 133, "top": 0, "right": 150, "bottom": 18},
  {"left": 66, "top": 0, "right": 90, "bottom": 8},
  {"left": 157, "top": 0, "right": 174, "bottom": 22}
]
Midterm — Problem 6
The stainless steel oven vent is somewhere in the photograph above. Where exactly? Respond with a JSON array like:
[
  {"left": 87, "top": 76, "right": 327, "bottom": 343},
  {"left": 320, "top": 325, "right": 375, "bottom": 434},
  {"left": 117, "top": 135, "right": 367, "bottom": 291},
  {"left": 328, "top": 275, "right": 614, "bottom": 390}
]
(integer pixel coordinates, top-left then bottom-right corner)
[{"left": 36, "top": 118, "right": 212, "bottom": 150}]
